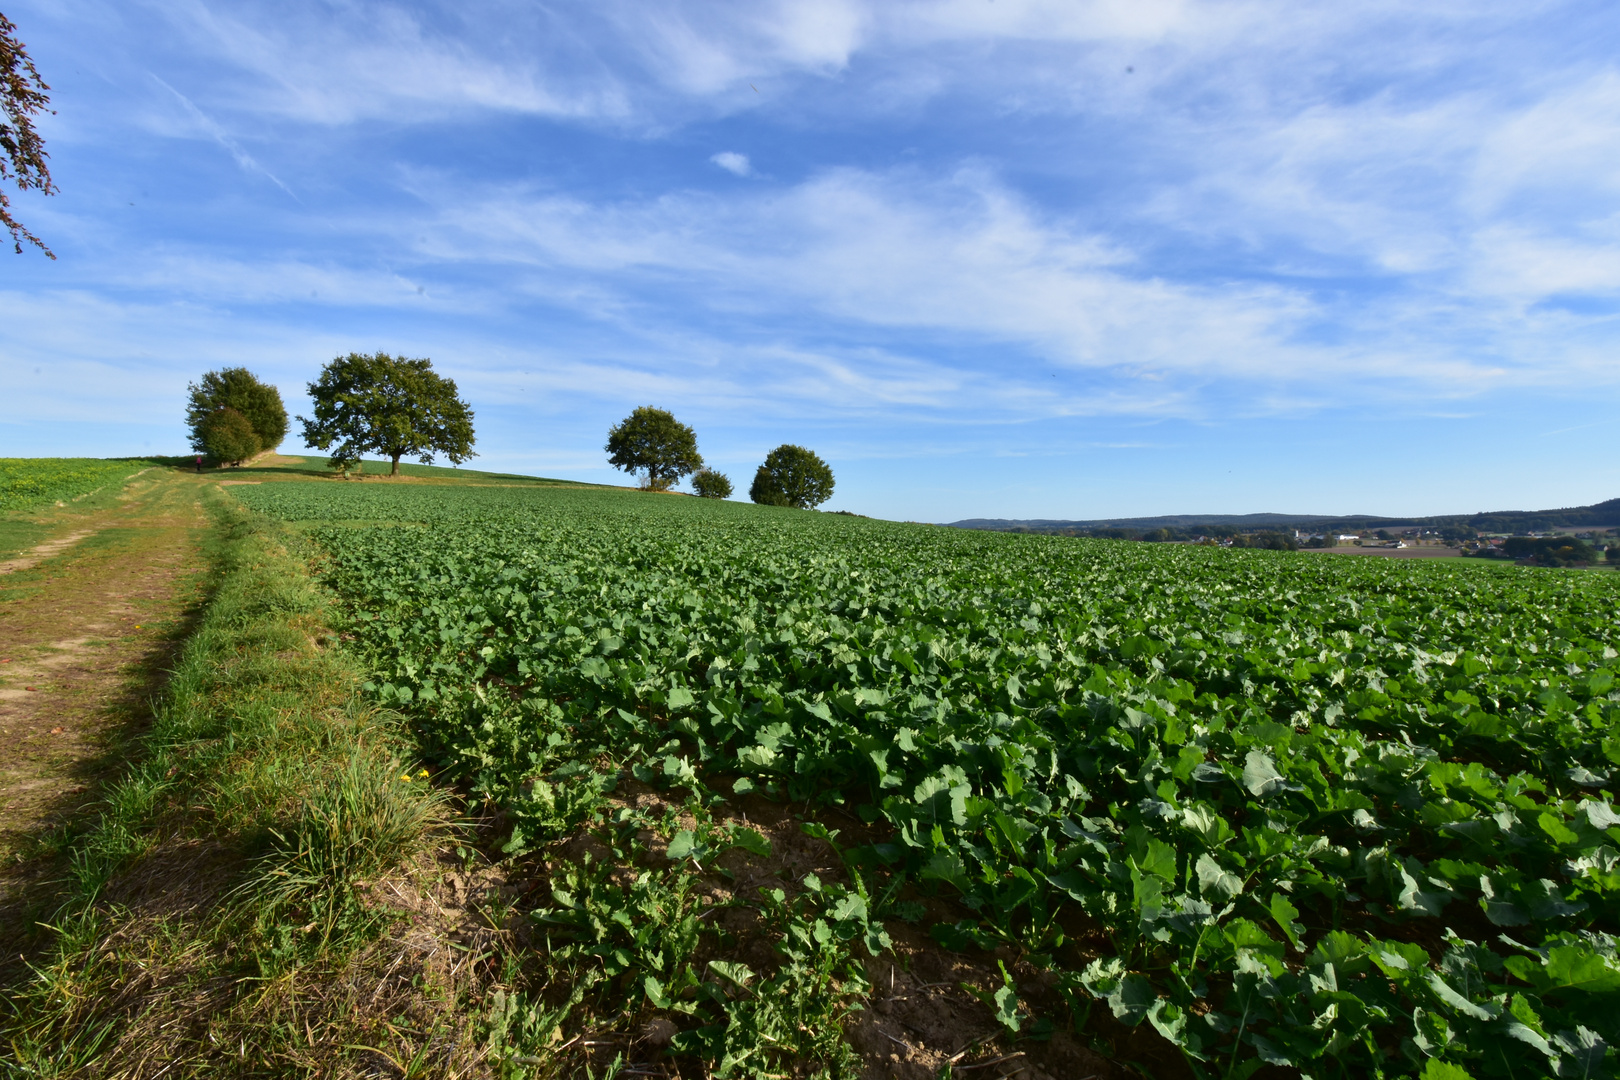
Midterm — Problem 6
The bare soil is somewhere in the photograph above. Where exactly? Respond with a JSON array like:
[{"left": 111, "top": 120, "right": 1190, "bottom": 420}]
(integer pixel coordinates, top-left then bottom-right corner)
[
  {"left": 0, "top": 471, "right": 212, "bottom": 886},
  {"left": 490, "top": 778, "right": 1155, "bottom": 1079}
]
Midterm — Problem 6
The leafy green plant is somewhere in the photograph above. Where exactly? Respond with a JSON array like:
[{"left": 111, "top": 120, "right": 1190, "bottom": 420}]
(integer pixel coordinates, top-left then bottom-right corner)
[
  {"left": 0, "top": 457, "right": 150, "bottom": 511},
  {"left": 239, "top": 479, "right": 1620, "bottom": 1078}
]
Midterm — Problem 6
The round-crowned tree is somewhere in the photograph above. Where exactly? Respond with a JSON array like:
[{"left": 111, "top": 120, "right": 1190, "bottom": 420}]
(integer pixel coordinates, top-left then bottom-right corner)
[
  {"left": 605, "top": 407, "right": 703, "bottom": 490},
  {"left": 198, "top": 407, "right": 261, "bottom": 467},
  {"left": 299, "top": 352, "right": 476, "bottom": 475},
  {"left": 186, "top": 367, "right": 288, "bottom": 457},
  {"left": 691, "top": 468, "right": 732, "bottom": 499},
  {"left": 749, "top": 445, "right": 833, "bottom": 509}
]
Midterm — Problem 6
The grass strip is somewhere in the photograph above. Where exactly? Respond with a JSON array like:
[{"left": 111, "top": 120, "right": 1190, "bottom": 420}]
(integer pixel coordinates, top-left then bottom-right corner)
[{"left": 0, "top": 499, "right": 487, "bottom": 1079}]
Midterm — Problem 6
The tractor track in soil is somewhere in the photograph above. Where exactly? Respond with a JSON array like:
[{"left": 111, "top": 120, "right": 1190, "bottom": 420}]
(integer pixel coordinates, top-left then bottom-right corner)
[{"left": 0, "top": 471, "right": 216, "bottom": 951}]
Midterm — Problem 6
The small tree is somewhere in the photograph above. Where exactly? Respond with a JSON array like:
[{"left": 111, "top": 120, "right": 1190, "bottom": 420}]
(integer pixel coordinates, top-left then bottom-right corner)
[
  {"left": 605, "top": 407, "right": 703, "bottom": 490},
  {"left": 186, "top": 367, "right": 288, "bottom": 456},
  {"left": 749, "top": 445, "right": 834, "bottom": 509},
  {"left": 299, "top": 352, "right": 475, "bottom": 476},
  {"left": 692, "top": 469, "right": 732, "bottom": 499},
  {"left": 198, "top": 407, "right": 261, "bottom": 467}
]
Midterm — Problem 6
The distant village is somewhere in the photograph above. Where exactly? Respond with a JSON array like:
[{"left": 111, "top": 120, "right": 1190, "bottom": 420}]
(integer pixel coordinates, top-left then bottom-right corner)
[{"left": 955, "top": 501, "right": 1620, "bottom": 568}]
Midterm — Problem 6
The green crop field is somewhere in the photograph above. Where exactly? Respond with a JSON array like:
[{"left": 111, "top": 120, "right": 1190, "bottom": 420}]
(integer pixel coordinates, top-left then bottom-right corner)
[
  {"left": 0, "top": 457, "right": 152, "bottom": 512},
  {"left": 240, "top": 480, "right": 1620, "bottom": 1078}
]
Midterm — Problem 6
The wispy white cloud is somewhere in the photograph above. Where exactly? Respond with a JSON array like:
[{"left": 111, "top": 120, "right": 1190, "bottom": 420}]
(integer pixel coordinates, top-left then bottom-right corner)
[
  {"left": 710, "top": 151, "right": 753, "bottom": 176},
  {"left": 424, "top": 164, "right": 1566, "bottom": 396},
  {"left": 150, "top": 75, "right": 297, "bottom": 197}
]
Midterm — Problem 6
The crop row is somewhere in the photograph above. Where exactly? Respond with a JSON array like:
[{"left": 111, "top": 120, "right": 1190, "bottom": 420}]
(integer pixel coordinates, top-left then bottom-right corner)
[{"left": 240, "top": 481, "right": 1620, "bottom": 1078}]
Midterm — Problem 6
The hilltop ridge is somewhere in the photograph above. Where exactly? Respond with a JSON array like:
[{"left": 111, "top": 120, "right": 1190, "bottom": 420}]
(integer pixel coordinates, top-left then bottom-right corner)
[{"left": 949, "top": 496, "right": 1620, "bottom": 534}]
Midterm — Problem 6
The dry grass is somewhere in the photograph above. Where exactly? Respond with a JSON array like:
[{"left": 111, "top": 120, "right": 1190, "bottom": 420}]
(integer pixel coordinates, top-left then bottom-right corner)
[{"left": 0, "top": 489, "right": 512, "bottom": 1079}]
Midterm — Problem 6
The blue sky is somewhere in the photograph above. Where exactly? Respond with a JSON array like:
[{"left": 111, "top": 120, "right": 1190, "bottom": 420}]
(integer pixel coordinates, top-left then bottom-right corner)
[{"left": 2, "top": 0, "right": 1618, "bottom": 521}]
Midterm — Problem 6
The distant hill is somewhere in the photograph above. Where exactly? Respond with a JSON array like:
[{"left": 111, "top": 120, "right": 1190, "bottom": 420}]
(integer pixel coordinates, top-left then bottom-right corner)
[
  {"left": 948, "top": 497, "right": 1620, "bottom": 535},
  {"left": 951, "top": 512, "right": 1340, "bottom": 531}
]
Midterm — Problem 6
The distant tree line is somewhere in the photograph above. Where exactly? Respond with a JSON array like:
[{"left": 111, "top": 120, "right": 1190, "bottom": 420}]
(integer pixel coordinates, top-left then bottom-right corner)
[
  {"left": 1004, "top": 523, "right": 1299, "bottom": 548},
  {"left": 1469, "top": 536, "right": 1602, "bottom": 567}
]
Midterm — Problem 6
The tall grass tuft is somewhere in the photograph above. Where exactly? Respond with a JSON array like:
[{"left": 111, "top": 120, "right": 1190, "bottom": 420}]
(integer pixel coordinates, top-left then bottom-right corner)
[{"left": 248, "top": 751, "right": 447, "bottom": 963}]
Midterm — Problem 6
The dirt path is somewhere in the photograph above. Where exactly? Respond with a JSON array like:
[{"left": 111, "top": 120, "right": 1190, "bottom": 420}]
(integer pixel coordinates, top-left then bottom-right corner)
[
  {"left": 0, "top": 471, "right": 215, "bottom": 871},
  {"left": 0, "top": 528, "right": 104, "bottom": 575}
]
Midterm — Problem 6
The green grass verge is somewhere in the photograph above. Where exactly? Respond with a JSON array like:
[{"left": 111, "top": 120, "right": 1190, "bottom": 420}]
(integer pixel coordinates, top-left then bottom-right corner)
[
  {"left": 151, "top": 453, "right": 597, "bottom": 487},
  {"left": 0, "top": 520, "right": 51, "bottom": 562},
  {"left": 0, "top": 499, "right": 480, "bottom": 1078}
]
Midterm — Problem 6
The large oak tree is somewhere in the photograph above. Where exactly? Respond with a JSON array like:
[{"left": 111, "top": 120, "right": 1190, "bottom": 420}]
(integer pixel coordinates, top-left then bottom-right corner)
[
  {"left": 300, "top": 352, "right": 475, "bottom": 476},
  {"left": 605, "top": 406, "right": 703, "bottom": 491}
]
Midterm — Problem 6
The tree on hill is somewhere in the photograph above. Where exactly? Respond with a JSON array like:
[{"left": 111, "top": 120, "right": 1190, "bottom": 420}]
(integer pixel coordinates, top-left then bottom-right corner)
[
  {"left": 197, "top": 407, "right": 260, "bottom": 467},
  {"left": 186, "top": 367, "right": 288, "bottom": 457},
  {"left": 1503, "top": 536, "right": 1596, "bottom": 566},
  {"left": 299, "top": 352, "right": 476, "bottom": 476},
  {"left": 605, "top": 407, "right": 703, "bottom": 491},
  {"left": 692, "top": 468, "right": 732, "bottom": 499},
  {"left": 749, "top": 445, "right": 834, "bottom": 509},
  {"left": 1, "top": 13, "right": 56, "bottom": 257}
]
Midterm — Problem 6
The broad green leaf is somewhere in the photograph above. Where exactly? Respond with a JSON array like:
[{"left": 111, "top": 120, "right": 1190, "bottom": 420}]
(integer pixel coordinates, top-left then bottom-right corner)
[
  {"left": 729, "top": 826, "right": 772, "bottom": 858},
  {"left": 1425, "top": 972, "right": 1499, "bottom": 1021},
  {"left": 666, "top": 829, "right": 697, "bottom": 861},
  {"left": 1242, "top": 751, "right": 1286, "bottom": 796},
  {"left": 1421, "top": 1061, "right": 1475, "bottom": 1080},
  {"left": 1196, "top": 854, "right": 1243, "bottom": 902},
  {"left": 706, "top": 960, "right": 755, "bottom": 988},
  {"left": 1544, "top": 946, "right": 1620, "bottom": 993},
  {"left": 992, "top": 983, "right": 1022, "bottom": 1033},
  {"left": 1268, "top": 892, "right": 1305, "bottom": 951}
]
